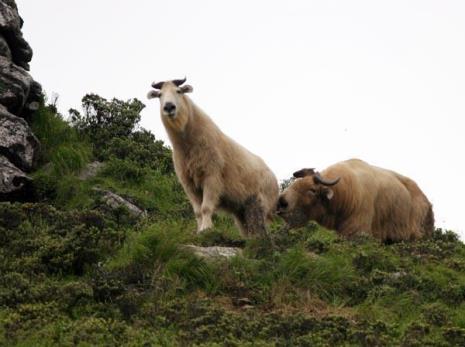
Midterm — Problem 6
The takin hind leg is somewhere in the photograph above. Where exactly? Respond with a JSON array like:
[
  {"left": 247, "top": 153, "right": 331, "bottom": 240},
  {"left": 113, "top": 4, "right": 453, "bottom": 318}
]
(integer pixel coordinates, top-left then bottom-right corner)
[{"left": 241, "top": 196, "right": 268, "bottom": 238}]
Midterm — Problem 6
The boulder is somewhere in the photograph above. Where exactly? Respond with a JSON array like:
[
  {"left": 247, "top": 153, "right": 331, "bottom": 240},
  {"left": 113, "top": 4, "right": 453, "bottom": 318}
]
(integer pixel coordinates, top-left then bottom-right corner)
[
  {"left": 0, "top": 154, "right": 31, "bottom": 200},
  {"left": 183, "top": 245, "right": 242, "bottom": 259},
  {"left": 93, "top": 188, "right": 146, "bottom": 218},
  {"left": 0, "top": 104, "right": 39, "bottom": 171}
]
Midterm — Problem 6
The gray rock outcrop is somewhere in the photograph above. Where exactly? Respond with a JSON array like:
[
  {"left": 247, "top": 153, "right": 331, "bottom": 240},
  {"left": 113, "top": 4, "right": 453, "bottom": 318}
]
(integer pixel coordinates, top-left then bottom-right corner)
[
  {"left": 0, "top": 0, "right": 41, "bottom": 201},
  {"left": 0, "top": 55, "right": 34, "bottom": 113},
  {"left": 0, "top": 0, "right": 33, "bottom": 70}
]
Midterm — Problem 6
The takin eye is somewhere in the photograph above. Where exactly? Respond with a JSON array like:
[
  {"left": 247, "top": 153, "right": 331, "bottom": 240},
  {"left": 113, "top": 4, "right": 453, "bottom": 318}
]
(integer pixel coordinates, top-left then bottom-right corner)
[{"left": 308, "top": 188, "right": 317, "bottom": 195}]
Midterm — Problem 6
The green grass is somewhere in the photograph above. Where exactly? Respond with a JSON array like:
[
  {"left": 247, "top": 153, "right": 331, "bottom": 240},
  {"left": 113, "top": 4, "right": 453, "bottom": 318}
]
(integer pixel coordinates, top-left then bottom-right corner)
[
  {"left": 31, "top": 104, "right": 92, "bottom": 176},
  {"left": 2, "top": 98, "right": 465, "bottom": 346},
  {"left": 92, "top": 166, "right": 190, "bottom": 217},
  {"left": 107, "top": 222, "right": 217, "bottom": 293},
  {"left": 2, "top": 205, "right": 465, "bottom": 345}
]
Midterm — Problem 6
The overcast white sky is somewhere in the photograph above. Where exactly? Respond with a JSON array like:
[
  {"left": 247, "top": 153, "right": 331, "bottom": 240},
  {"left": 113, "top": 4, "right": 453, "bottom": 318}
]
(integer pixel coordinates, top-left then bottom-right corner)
[{"left": 17, "top": 0, "right": 465, "bottom": 237}]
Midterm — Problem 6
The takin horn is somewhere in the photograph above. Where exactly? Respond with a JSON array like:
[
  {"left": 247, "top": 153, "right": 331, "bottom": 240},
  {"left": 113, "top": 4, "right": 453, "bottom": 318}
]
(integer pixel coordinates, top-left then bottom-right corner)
[
  {"left": 151, "top": 81, "right": 165, "bottom": 89},
  {"left": 313, "top": 173, "right": 341, "bottom": 186},
  {"left": 293, "top": 168, "right": 316, "bottom": 178},
  {"left": 172, "top": 77, "right": 187, "bottom": 87}
]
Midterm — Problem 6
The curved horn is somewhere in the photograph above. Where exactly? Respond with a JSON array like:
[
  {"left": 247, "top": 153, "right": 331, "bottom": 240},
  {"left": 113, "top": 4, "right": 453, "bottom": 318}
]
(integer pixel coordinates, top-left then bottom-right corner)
[
  {"left": 151, "top": 81, "right": 165, "bottom": 89},
  {"left": 293, "top": 168, "right": 315, "bottom": 178},
  {"left": 313, "top": 173, "right": 341, "bottom": 186},
  {"left": 172, "top": 77, "right": 187, "bottom": 87}
]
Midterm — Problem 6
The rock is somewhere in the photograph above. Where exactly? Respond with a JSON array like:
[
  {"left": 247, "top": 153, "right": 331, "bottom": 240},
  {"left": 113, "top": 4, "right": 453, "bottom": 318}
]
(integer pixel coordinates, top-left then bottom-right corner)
[
  {"left": 21, "top": 81, "right": 43, "bottom": 121},
  {"left": 0, "top": 104, "right": 39, "bottom": 171},
  {"left": 391, "top": 271, "right": 407, "bottom": 280},
  {"left": 2, "top": 30, "right": 31, "bottom": 70},
  {"left": 183, "top": 245, "right": 242, "bottom": 259},
  {"left": 0, "top": 0, "right": 41, "bottom": 203},
  {"left": 0, "top": 0, "right": 21, "bottom": 32},
  {"left": 233, "top": 297, "right": 253, "bottom": 307},
  {"left": 0, "top": 55, "right": 33, "bottom": 114},
  {"left": 0, "top": 154, "right": 31, "bottom": 200},
  {"left": 0, "top": 0, "right": 33, "bottom": 69},
  {"left": 26, "top": 100, "right": 39, "bottom": 111},
  {"left": 0, "top": 34, "right": 11, "bottom": 60},
  {"left": 93, "top": 188, "right": 146, "bottom": 218},
  {"left": 78, "top": 161, "right": 105, "bottom": 180}
]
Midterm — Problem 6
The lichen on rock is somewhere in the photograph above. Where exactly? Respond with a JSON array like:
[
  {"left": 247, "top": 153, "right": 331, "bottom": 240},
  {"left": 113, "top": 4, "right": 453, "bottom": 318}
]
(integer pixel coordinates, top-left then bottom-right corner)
[{"left": 0, "top": 104, "right": 39, "bottom": 171}]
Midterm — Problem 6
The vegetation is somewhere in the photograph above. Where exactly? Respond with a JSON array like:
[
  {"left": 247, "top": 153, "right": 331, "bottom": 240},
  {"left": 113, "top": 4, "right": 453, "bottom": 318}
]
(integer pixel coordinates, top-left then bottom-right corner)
[{"left": 1, "top": 96, "right": 465, "bottom": 346}]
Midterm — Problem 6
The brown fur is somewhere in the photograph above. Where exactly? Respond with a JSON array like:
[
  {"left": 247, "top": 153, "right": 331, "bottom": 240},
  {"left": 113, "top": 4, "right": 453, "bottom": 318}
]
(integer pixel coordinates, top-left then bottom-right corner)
[
  {"left": 149, "top": 81, "right": 279, "bottom": 236},
  {"left": 278, "top": 159, "right": 434, "bottom": 242}
]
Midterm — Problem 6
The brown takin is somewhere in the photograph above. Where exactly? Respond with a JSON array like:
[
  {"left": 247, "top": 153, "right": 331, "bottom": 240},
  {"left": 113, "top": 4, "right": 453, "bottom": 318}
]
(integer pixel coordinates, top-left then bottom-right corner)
[
  {"left": 277, "top": 159, "right": 434, "bottom": 242},
  {"left": 147, "top": 78, "right": 279, "bottom": 236}
]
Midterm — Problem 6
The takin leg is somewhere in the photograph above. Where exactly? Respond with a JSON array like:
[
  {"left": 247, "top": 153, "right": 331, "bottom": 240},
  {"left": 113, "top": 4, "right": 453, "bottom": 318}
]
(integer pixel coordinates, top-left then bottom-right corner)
[
  {"left": 188, "top": 194, "right": 202, "bottom": 230},
  {"left": 242, "top": 196, "right": 268, "bottom": 238},
  {"left": 180, "top": 181, "right": 203, "bottom": 229},
  {"left": 198, "top": 177, "right": 221, "bottom": 233}
]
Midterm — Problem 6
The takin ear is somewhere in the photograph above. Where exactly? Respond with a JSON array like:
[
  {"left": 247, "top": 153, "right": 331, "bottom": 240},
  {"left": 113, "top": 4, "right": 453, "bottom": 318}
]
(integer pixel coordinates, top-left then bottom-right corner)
[
  {"left": 320, "top": 187, "right": 334, "bottom": 201},
  {"left": 179, "top": 84, "right": 193, "bottom": 94},
  {"left": 293, "top": 168, "right": 315, "bottom": 178},
  {"left": 147, "top": 90, "right": 161, "bottom": 99}
]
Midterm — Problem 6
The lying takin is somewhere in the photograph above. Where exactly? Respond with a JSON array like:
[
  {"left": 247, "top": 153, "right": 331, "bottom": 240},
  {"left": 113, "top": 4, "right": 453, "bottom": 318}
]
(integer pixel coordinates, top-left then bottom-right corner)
[
  {"left": 277, "top": 159, "right": 434, "bottom": 242},
  {"left": 147, "top": 78, "right": 279, "bottom": 236}
]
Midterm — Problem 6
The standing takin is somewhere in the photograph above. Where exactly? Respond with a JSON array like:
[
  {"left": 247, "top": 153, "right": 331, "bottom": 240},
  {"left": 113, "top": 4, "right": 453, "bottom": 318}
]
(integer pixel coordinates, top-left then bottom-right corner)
[
  {"left": 277, "top": 159, "right": 434, "bottom": 242},
  {"left": 147, "top": 78, "right": 279, "bottom": 236}
]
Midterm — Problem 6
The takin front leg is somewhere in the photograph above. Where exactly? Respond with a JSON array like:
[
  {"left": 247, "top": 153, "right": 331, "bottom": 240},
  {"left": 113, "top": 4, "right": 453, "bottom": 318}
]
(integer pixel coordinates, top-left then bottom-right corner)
[{"left": 198, "top": 178, "right": 221, "bottom": 233}]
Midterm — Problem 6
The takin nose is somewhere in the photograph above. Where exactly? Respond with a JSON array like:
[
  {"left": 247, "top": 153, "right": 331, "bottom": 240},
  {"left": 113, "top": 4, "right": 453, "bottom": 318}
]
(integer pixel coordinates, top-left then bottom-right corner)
[
  {"left": 276, "top": 196, "right": 288, "bottom": 214},
  {"left": 163, "top": 102, "right": 176, "bottom": 115}
]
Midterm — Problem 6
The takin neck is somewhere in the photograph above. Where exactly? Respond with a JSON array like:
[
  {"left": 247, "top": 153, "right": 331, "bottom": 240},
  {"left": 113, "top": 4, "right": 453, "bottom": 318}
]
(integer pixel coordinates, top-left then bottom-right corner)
[{"left": 165, "top": 98, "right": 223, "bottom": 155}]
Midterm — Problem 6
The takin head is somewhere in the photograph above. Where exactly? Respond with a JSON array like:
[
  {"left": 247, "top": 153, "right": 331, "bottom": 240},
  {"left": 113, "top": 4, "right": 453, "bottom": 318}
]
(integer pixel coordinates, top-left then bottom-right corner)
[
  {"left": 277, "top": 168, "right": 341, "bottom": 228},
  {"left": 147, "top": 77, "right": 193, "bottom": 131}
]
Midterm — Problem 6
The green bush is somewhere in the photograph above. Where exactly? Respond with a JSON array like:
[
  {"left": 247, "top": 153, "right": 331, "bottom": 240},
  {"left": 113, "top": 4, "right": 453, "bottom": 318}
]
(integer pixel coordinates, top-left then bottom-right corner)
[
  {"left": 0, "top": 203, "right": 124, "bottom": 276},
  {"left": 101, "top": 158, "right": 148, "bottom": 184},
  {"left": 101, "top": 130, "right": 173, "bottom": 174}
]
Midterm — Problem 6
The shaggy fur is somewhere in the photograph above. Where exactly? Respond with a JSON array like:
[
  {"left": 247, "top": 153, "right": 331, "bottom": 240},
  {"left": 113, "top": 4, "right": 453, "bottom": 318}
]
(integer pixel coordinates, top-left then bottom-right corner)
[
  {"left": 277, "top": 159, "right": 434, "bottom": 242},
  {"left": 148, "top": 80, "right": 278, "bottom": 236}
]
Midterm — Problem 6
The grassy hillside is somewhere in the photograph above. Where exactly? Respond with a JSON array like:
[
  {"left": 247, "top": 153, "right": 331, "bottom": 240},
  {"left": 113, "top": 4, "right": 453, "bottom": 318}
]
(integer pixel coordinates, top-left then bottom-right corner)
[{"left": 1, "top": 98, "right": 465, "bottom": 346}]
